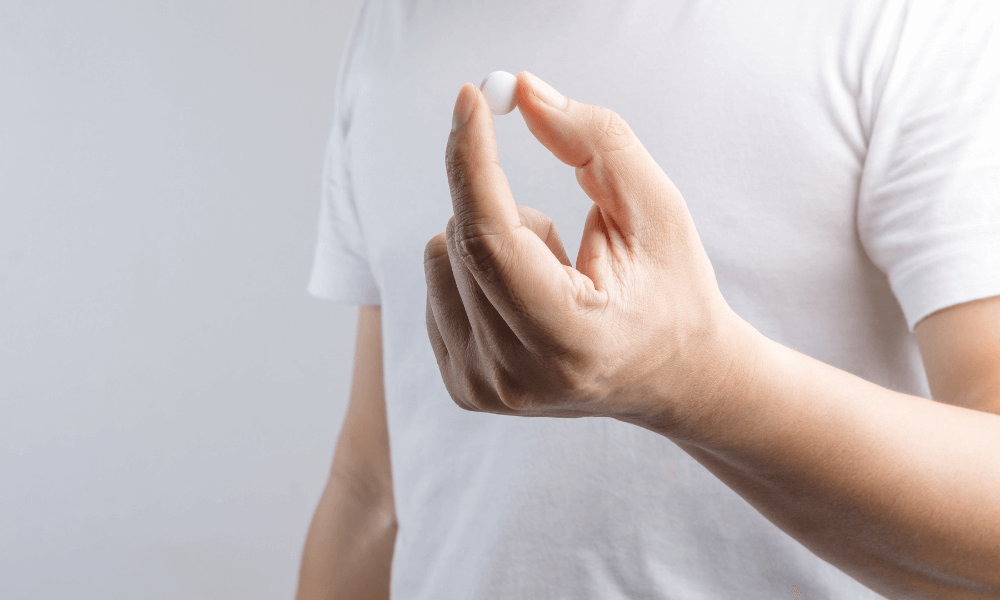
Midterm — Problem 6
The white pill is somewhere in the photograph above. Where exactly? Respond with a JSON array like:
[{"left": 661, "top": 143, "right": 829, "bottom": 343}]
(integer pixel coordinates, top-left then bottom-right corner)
[{"left": 479, "top": 71, "right": 518, "bottom": 115}]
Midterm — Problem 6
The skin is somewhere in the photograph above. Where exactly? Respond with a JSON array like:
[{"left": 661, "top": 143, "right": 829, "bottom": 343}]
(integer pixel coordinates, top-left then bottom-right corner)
[
  {"left": 420, "top": 72, "right": 1000, "bottom": 599},
  {"left": 295, "top": 73, "right": 1000, "bottom": 599},
  {"left": 295, "top": 306, "right": 395, "bottom": 600}
]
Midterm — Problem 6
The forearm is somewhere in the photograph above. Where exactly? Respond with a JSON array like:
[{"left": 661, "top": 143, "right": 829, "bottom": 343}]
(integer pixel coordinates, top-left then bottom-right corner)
[
  {"left": 296, "top": 468, "right": 396, "bottom": 600},
  {"left": 656, "top": 330, "right": 1000, "bottom": 599},
  {"left": 298, "top": 306, "right": 395, "bottom": 600}
]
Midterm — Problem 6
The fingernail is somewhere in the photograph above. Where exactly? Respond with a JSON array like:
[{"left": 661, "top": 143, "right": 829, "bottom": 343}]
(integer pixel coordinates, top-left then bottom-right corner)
[
  {"left": 525, "top": 72, "right": 567, "bottom": 110},
  {"left": 452, "top": 84, "right": 475, "bottom": 131}
]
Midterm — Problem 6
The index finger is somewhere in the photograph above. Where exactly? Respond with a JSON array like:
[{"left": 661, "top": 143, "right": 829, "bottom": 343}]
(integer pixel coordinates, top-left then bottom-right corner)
[
  {"left": 445, "top": 83, "right": 574, "bottom": 339},
  {"left": 447, "top": 83, "right": 521, "bottom": 239}
]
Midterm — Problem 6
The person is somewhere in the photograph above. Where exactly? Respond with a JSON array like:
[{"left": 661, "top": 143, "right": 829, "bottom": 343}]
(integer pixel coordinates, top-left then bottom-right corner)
[{"left": 296, "top": 1, "right": 1000, "bottom": 598}]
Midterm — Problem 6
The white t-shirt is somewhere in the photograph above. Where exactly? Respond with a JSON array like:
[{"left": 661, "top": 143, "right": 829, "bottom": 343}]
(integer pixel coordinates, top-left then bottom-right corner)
[{"left": 309, "top": 1, "right": 1000, "bottom": 598}]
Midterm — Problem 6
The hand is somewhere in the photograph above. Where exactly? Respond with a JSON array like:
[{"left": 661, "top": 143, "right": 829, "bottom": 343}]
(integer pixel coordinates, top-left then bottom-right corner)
[{"left": 424, "top": 72, "right": 758, "bottom": 435}]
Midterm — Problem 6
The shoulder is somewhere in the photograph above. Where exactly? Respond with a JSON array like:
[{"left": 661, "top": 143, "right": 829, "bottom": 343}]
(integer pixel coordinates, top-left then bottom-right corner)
[{"left": 334, "top": 0, "right": 397, "bottom": 127}]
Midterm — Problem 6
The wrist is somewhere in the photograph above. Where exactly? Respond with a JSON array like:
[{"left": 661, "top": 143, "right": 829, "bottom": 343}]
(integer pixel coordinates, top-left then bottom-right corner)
[{"left": 620, "top": 307, "right": 767, "bottom": 445}]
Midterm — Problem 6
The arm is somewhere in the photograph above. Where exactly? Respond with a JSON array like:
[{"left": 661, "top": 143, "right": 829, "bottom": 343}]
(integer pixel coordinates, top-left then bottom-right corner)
[
  {"left": 296, "top": 306, "right": 395, "bottom": 600},
  {"left": 667, "top": 296, "right": 1000, "bottom": 599},
  {"left": 426, "top": 76, "right": 1000, "bottom": 599},
  {"left": 916, "top": 296, "right": 1000, "bottom": 415}
]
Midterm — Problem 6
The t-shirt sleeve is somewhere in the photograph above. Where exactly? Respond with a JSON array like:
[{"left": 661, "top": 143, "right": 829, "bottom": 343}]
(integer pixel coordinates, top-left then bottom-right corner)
[
  {"left": 308, "top": 3, "right": 381, "bottom": 306},
  {"left": 857, "top": 0, "right": 1000, "bottom": 331}
]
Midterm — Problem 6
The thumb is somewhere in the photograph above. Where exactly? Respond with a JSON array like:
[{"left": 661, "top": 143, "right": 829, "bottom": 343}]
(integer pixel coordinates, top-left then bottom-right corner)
[{"left": 516, "top": 71, "right": 689, "bottom": 245}]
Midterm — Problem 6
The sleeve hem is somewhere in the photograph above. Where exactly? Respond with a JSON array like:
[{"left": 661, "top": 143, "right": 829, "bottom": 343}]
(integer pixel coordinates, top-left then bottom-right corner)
[
  {"left": 308, "top": 260, "right": 381, "bottom": 306},
  {"left": 889, "top": 240, "right": 1000, "bottom": 331}
]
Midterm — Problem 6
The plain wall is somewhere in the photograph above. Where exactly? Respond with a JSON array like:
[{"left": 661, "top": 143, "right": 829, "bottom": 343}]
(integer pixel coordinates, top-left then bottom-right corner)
[{"left": 0, "top": 1, "right": 364, "bottom": 598}]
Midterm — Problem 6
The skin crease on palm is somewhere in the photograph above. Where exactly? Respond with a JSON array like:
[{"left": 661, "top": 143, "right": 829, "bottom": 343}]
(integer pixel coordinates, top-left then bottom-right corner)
[{"left": 422, "top": 72, "right": 1000, "bottom": 599}]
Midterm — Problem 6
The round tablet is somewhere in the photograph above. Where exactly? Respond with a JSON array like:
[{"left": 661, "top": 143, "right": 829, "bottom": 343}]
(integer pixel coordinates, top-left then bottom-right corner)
[{"left": 479, "top": 71, "right": 518, "bottom": 115}]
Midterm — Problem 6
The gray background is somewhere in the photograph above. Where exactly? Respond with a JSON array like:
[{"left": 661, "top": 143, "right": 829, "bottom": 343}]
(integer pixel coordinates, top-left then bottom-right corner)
[{"left": 1, "top": 1, "right": 364, "bottom": 597}]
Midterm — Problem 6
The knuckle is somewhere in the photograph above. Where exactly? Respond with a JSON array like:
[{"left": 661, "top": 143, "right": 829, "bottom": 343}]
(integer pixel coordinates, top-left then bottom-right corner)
[
  {"left": 489, "top": 362, "right": 531, "bottom": 411},
  {"left": 445, "top": 137, "right": 468, "bottom": 179},
  {"left": 452, "top": 395, "right": 477, "bottom": 413},
  {"left": 456, "top": 226, "right": 509, "bottom": 279},
  {"left": 445, "top": 136, "right": 503, "bottom": 207},
  {"left": 459, "top": 368, "right": 489, "bottom": 412},
  {"left": 588, "top": 105, "right": 635, "bottom": 155},
  {"left": 423, "top": 233, "right": 449, "bottom": 266},
  {"left": 575, "top": 107, "right": 639, "bottom": 207},
  {"left": 447, "top": 214, "right": 508, "bottom": 279},
  {"left": 444, "top": 366, "right": 479, "bottom": 413},
  {"left": 445, "top": 146, "right": 472, "bottom": 203}
]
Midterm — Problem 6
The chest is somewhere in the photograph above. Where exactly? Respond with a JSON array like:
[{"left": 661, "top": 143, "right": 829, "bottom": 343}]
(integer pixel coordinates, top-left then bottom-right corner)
[{"left": 346, "top": 0, "right": 871, "bottom": 314}]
